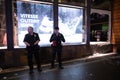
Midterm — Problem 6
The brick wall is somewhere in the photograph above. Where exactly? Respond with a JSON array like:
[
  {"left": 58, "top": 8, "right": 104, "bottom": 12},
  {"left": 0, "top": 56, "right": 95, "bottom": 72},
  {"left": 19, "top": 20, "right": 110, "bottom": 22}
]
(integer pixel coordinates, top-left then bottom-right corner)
[
  {"left": 112, "top": 0, "right": 120, "bottom": 52},
  {"left": 112, "top": 0, "right": 120, "bottom": 44}
]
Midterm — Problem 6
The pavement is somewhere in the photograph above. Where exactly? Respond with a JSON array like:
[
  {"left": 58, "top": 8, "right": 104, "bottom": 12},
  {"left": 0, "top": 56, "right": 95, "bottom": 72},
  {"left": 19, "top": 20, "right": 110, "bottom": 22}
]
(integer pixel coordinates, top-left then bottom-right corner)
[{"left": 0, "top": 53, "right": 120, "bottom": 80}]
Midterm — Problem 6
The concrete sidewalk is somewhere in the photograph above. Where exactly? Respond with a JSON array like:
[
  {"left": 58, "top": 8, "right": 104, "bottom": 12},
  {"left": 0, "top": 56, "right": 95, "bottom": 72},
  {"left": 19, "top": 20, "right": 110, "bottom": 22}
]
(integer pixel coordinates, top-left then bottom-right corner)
[{"left": 0, "top": 53, "right": 120, "bottom": 80}]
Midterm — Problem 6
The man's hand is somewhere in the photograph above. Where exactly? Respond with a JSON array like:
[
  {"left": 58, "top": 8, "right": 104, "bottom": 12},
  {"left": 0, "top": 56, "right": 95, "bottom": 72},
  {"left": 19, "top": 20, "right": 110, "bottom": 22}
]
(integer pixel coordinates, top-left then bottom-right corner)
[
  {"left": 34, "top": 40, "right": 40, "bottom": 45},
  {"left": 24, "top": 42, "right": 30, "bottom": 46}
]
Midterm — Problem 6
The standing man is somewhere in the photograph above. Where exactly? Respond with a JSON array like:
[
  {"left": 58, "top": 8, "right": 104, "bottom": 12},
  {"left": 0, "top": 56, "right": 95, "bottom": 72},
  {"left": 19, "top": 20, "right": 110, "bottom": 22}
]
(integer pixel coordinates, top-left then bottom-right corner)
[
  {"left": 23, "top": 26, "right": 42, "bottom": 74},
  {"left": 50, "top": 27, "right": 65, "bottom": 69}
]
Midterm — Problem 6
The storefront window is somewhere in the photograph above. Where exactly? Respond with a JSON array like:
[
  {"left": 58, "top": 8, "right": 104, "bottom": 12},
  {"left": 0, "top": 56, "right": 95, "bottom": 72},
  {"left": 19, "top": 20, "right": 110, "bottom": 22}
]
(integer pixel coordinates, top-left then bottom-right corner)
[
  {"left": 58, "top": 0, "right": 85, "bottom": 7},
  {"left": 36, "top": 0, "right": 53, "bottom": 2},
  {"left": 90, "top": 13, "right": 109, "bottom": 42},
  {"left": 0, "top": 0, "right": 112, "bottom": 49},
  {"left": 14, "top": 1, "right": 53, "bottom": 48},
  {"left": 0, "top": 0, "right": 7, "bottom": 49},
  {"left": 90, "top": 0, "right": 112, "bottom": 43},
  {"left": 58, "top": 5, "right": 85, "bottom": 45}
]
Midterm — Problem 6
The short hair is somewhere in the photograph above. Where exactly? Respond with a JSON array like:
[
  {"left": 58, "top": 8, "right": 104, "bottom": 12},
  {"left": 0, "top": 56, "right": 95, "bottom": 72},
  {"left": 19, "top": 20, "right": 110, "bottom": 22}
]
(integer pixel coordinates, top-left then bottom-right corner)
[{"left": 28, "top": 26, "right": 33, "bottom": 30}]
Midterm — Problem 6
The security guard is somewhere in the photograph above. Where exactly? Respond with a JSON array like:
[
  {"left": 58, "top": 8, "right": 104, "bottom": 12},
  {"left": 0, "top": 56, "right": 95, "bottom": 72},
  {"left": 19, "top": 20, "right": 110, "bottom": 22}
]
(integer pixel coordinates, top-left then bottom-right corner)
[
  {"left": 23, "top": 26, "right": 42, "bottom": 74},
  {"left": 50, "top": 27, "right": 65, "bottom": 69}
]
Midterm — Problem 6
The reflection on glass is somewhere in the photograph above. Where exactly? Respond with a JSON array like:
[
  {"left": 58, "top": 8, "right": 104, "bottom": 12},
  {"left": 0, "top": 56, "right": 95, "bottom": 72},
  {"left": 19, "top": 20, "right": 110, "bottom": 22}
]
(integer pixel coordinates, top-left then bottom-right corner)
[
  {"left": 16, "top": 1, "right": 53, "bottom": 47},
  {"left": 58, "top": 6, "right": 84, "bottom": 44},
  {"left": 58, "top": 0, "right": 85, "bottom": 6},
  {"left": 0, "top": 0, "right": 7, "bottom": 49},
  {"left": 90, "top": 13, "right": 109, "bottom": 42},
  {"left": 35, "top": 0, "right": 53, "bottom": 2}
]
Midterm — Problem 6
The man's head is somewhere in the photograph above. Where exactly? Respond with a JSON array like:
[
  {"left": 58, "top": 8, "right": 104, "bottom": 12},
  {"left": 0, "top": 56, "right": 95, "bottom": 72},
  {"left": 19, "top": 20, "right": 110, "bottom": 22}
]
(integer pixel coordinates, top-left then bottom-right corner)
[
  {"left": 54, "top": 27, "right": 59, "bottom": 34},
  {"left": 28, "top": 26, "right": 33, "bottom": 34}
]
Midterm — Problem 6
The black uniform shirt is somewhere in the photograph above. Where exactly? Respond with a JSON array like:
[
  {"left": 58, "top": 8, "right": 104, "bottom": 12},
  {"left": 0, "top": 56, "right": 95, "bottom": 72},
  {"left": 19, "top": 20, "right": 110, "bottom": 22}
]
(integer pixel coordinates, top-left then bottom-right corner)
[
  {"left": 50, "top": 33, "right": 65, "bottom": 47},
  {"left": 23, "top": 32, "right": 40, "bottom": 47}
]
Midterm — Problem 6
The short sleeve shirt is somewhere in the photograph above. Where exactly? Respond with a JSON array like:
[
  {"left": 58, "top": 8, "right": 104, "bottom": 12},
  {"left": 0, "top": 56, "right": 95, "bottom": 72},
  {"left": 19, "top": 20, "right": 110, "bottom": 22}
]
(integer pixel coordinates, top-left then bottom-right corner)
[{"left": 23, "top": 32, "right": 40, "bottom": 46}]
